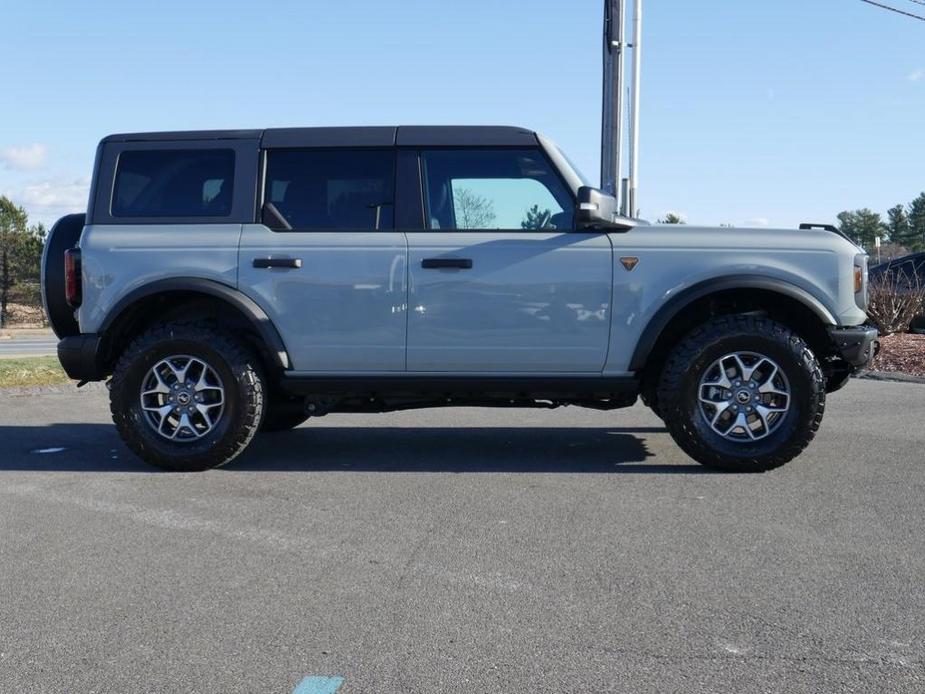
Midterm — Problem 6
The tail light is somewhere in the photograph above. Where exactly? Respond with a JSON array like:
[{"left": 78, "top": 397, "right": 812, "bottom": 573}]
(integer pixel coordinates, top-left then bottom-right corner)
[{"left": 64, "top": 248, "right": 82, "bottom": 308}]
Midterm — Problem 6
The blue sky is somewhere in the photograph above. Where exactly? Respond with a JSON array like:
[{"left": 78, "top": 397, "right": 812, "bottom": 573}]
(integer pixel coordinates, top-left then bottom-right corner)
[{"left": 0, "top": 0, "right": 922, "bottom": 228}]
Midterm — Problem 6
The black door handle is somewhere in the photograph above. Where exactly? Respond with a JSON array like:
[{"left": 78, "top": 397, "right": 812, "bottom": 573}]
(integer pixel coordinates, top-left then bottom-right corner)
[
  {"left": 253, "top": 258, "right": 302, "bottom": 269},
  {"left": 421, "top": 258, "right": 473, "bottom": 270}
]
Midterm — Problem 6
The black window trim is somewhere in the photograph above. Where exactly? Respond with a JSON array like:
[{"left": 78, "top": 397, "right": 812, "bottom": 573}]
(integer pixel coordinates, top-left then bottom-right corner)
[
  {"left": 257, "top": 146, "right": 399, "bottom": 233},
  {"left": 91, "top": 138, "right": 259, "bottom": 226}
]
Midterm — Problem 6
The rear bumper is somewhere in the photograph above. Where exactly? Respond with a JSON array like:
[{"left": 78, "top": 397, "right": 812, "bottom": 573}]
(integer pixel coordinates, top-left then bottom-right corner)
[
  {"left": 827, "top": 325, "right": 879, "bottom": 368},
  {"left": 57, "top": 334, "right": 106, "bottom": 381}
]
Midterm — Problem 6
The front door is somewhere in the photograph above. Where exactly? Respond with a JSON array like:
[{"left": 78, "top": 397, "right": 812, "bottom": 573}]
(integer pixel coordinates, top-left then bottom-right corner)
[
  {"left": 238, "top": 147, "right": 407, "bottom": 372},
  {"left": 406, "top": 147, "right": 613, "bottom": 373}
]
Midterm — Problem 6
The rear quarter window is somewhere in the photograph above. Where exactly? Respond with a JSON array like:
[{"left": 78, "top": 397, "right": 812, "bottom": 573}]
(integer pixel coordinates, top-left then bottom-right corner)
[{"left": 111, "top": 149, "right": 235, "bottom": 218}]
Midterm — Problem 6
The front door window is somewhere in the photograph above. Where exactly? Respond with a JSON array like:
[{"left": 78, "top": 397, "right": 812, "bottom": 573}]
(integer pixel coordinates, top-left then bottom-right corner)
[{"left": 421, "top": 149, "right": 574, "bottom": 231}]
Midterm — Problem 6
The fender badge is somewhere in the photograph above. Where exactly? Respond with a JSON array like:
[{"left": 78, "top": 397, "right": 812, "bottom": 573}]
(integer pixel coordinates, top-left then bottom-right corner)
[{"left": 620, "top": 256, "right": 640, "bottom": 271}]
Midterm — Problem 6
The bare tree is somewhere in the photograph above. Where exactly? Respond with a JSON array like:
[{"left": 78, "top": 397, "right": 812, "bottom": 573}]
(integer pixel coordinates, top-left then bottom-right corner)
[{"left": 453, "top": 188, "right": 496, "bottom": 229}]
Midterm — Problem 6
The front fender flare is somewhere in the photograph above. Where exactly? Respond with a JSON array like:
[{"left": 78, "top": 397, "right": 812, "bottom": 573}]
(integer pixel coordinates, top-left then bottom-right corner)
[{"left": 628, "top": 275, "right": 838, "bottom": 372}]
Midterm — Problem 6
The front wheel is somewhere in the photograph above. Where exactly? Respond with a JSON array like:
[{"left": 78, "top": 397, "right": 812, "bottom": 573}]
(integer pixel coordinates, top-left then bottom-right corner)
[
  {"left": 657, "top": 316, "right": 826, "bottom": 472},
  {"left": 110, "top": 322, "right": 265, "bottom": 471}
]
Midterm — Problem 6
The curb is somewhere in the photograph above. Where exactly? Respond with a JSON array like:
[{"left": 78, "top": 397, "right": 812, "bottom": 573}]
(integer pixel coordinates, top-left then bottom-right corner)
[
  {"left": 0, "top": 383, "right": 105, "bottom": 396},
  {"left": 856, "top": 370, "right": 925, "bottom": 385},
  {"left": 0, "top": 330, "right": 55, "bottom": 339}
]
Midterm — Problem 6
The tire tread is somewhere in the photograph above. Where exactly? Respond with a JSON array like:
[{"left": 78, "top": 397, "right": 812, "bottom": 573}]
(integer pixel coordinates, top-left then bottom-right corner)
[
  {"left": 656, "top": 315, "right": 825, "bottom": 472},
  {"left": 110, "top": 321, "right": 264, "bottom": 471}
]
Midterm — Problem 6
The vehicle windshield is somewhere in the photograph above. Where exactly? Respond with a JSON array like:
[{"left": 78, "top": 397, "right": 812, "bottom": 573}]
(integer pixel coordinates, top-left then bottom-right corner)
[{"left": 553, "top": 144, "right": 593, "bottom": 187}]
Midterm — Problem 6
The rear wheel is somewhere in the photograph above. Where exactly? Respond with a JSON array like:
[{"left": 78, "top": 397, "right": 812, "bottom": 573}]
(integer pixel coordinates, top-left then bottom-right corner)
[
  {"left": 110, "top": 322, "right": 265, "bottom": 471},
  {"left": 657, "top": 316, "right": 825, "bottom": 472}
]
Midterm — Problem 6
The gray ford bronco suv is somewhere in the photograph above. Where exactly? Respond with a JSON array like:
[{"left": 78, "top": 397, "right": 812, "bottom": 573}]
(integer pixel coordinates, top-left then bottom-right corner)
[{"left": 43, "top": 126, "right": 877, "bottom": 472}]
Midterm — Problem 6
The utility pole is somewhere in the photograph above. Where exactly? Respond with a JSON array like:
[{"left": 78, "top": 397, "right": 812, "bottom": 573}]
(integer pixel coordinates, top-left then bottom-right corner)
[
  {"left": 627, "top": 0, "right": 642, "bottom": 217},
  {"left": 600, "top": 0, "right": 625, "bottom": 202},
  {"left": 601, "top": 0, "right": 642, "bottom": 217}
]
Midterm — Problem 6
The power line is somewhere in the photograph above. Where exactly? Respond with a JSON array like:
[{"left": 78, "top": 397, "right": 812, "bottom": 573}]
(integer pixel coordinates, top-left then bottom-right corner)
[{"left": 859, "top": 0, "right": 925, "bottom": 21}]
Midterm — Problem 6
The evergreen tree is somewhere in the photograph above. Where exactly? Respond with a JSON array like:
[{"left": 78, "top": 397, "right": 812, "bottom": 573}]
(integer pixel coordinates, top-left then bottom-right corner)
[
  {"left": 886, "top": 204, "right": 912, "bottom": 246},
  {"left": 521, "top": 204, "right": 553, "bottom": 230},
  {"left": 0, "top": 197, "right": 46, "bottom": 328},
  {"left": 907, "top": 192, "right": 925, "bottom": 252},
  {"left": 836, "top": 209, "right": 885, "bottom": 250},
  {"left": 658, "top": 212, "right": 685, "bottom": 224}
]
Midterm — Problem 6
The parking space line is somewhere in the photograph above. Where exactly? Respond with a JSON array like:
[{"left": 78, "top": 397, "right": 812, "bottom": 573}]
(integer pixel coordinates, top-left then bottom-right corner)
[{"left": 292, "top": 675, "right": 344, "bottom": 694}]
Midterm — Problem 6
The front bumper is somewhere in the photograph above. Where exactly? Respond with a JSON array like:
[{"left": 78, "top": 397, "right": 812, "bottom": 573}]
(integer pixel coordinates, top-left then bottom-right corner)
[
  {"left": 57, "top": 334, "right": 107, "bottom": 381},
  {"left": 827, "top": 325, "right": 879, "bottom": 368}
]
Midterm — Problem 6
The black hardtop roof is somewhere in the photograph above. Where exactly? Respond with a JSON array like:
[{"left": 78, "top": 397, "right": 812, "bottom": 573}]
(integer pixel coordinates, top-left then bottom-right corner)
[{"left": 101, "top": 126, "right": 539, "bottom": 148}]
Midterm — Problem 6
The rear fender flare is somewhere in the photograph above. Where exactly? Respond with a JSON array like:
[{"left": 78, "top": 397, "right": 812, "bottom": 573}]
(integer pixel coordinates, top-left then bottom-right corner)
[{"left": 99, "top": 278, "right": 290, "bottom": 369}]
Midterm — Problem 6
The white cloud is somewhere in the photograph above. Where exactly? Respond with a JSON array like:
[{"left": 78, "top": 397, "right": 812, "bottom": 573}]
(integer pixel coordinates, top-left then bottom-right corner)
[
  {"left": 16, "top": 178, "right": 90, "bottom": 217},
  {"left": 745, "top": 217, "right": 771, "bottom": 227},
  {"left": 909, "top": 68, "right": 924, "bottom": 83},
  {"left": 0, "top": 143, "right": 48, "bottom": 171}
]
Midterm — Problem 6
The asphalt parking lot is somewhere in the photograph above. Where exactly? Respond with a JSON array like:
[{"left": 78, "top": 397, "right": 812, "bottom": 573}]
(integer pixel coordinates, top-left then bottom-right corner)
[{"left": 1, "top": 379, "right": 923, "bottom": 693}]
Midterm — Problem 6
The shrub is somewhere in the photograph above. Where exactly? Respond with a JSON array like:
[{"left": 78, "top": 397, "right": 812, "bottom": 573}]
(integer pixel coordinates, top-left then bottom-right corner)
[
  {"left": 866, "top": 269, "right": 925, "bottom": 336},
  {"left": 4, "top": 281, "right": 47, "bottom": 327}
]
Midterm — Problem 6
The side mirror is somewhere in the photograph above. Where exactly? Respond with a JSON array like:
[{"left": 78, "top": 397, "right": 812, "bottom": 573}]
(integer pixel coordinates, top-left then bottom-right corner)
[{"left": 575, "top": 186, "right": 636, "bottom": 232}]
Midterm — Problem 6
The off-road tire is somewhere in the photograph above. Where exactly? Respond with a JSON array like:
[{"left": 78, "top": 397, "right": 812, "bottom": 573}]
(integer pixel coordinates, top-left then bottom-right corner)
[
  {"left": 657, "top": 315, "right": 825, "bottom": 472},
  {"left": 110, "top": 322, "right": 265, "bottom": 471}
]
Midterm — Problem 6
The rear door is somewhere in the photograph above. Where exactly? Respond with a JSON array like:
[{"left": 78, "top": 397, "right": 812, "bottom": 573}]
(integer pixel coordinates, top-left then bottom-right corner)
[
  {"left": 405, "top": 147, "right": 613, "bottom": 373},
  {"left": 238, "top": 146, "right": 407, "bottom": 372}
]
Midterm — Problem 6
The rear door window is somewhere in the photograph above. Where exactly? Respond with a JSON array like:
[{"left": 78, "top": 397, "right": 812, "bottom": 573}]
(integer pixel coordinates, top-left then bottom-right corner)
[
  {"left": 263, "top": 149, "right": 395, "bottom": 231},
  {"left": 112, "top": 149, "right": 235, "bottom": 217}
]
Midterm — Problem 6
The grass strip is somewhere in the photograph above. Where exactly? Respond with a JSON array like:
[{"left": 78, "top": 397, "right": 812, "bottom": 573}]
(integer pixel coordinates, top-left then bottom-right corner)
[{"left": 0, "top": 356, "right": 70, "bottom": 387}]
